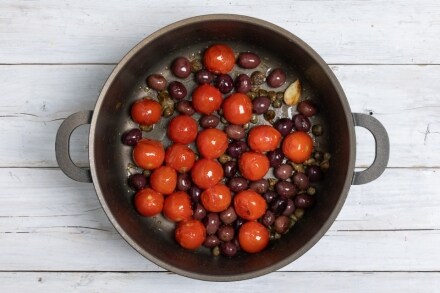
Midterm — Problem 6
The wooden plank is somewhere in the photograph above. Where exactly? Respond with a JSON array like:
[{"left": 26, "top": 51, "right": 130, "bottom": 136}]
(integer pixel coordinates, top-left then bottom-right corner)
[
  {"left": 0, "top": 0, "right": 439, "bottom": 64},
  {"left": 0, "top": 168, "right": 439, "bottom": 271},
  {"left": 1, "top": 272, "right": 440, "bottom": 293},
  {"left": 0, "top": 64, "right": 439, "bottom": 167}
]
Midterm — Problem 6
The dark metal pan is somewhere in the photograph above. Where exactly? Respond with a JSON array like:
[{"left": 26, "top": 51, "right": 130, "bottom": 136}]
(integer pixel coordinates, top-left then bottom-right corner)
[{"left": 55, "top": 14, "right": 389, "bottom": 281}]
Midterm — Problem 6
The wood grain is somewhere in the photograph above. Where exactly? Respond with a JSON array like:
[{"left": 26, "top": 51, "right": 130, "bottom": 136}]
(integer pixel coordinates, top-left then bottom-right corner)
[
  {"left": 0, "top": 168, "right": 439, "bottom": 271},
  {"left": 1, "top": 0, "right": 439, "bottom": 64},
  {"left": 1, "top": 272, "right": 440, "bottom": 293},
  {"left": 1, "top": 65, "right": 439, "bottom": 168}
]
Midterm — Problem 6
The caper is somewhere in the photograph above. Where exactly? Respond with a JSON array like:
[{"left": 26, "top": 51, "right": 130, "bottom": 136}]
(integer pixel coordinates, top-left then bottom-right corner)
[
  {"left": 289, "top": 219, "right": 296, "bottom": 228},
  {"left": 320, "top": 160, "right": 330, "bottom": 171},
  {"left": 306, "top": 186, "right": 316, "bottom": 195},
  {"left": 162, "top": 106, "right": 174, "bottom": 117},
  {"left": 312, "top": 124, "right": 323, "bottom": 136},
  {"left": 211, "top": 246, "right": 220, "bottom": 256},
  {"left": 250, "top": 113, "right": 258, "bottom": 124},
  {"left": 303, "top": 158, "right": 316, "bottom": 166},
  {"left": 247, "top": 91, "right": 258, "bottom": 99},
  {"left": 268, "top": 91, "right": 276, "bottom": 102},
  {"left": 219, "top": 154, "right": 232, "bottom": 164},
  {"left": 243, "top": 123, "right": 250, "bottom": 130},
  {"left": 251, "top": 71, "right": 266, "bottom": 85},
  {"left": 274, "top": 232, "right": 281, "bottom": 240},
  {"left": 220, "top": 116, "right": 228, "bottom": 125},
  {"left": 142, "top": 170, "right": 151, "bottom": 177},
  {"left": 140, "top": 124, "right": 153, "bottom": 132},
  {"left": 264, "top": 110, "right": 275, "bottom": 122},
  {"left": 190, "top": 59, "right": 203, "bottom": 73},
  {"left": 276, "top": 91, "right": 284, "bottom": 101},
  {"left": 291, "top": 162, "right": 305, "bottom": 173},
  {"left": 314, "top": 151, "right": 323, "bottom": 162},
  {"left": 294, "top": 208, "right": 305, "bottom": 219},
  {"left": 272, "top": 99, "right": 282, "bottom": 108},
  {"left": 258, "top": 89, "right": 268, "bottom": 97},
  {"left": 324, "top": 152, "right": 331, "bottom": 160}
]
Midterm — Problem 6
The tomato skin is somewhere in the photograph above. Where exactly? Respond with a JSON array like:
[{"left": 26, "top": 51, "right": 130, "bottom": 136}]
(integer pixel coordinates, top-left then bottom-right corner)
[
  {"left": 201, "top": 184, "right": 232, "bottom": 212},
  {"left": 191, "top": 158, "right": 224, "bottom": 189},
  {"left": 163, "top": 191, "right": 193, "bottom": 222},
  {"left": 165, "top": 144, "right": 196, "bottom": 173},
  {"left": 233, "top": 189, "right": 267, "bottom": 221},
  {"left": 248, "top": 125, "right": 282, "bottom": 153},
  {"left": 196, "top": 128, "right": 228, "bottom": 159},
  {"left": 192, "top": 84, "right": 223, "bottom": 115},
  {"left": 282, "top": 131, "right": 313, "bottom": 163},
  {"left": 203, "top": 44, "right": 235, "bottom": 74},
  {"left": 238, "top": 151, "right": 270, "bottom": 181},
  {"left": 238, "top": 221, "right": 269, "bottom": 253},
  {"left": 134, "top": 188, "right": 164, "bottom": 217},
  {"left": 167, "top": 115, "right": 198, "bottom": 144},
  {"left": 175, "top": 219, "right": 206, "bottom": 250},
  {"left": 131, "top": 98, "right": 162, "bottom": 125},
  {"left": 132, "top": 139, "right": 165, "bottom": 170},
  {"left": 150, "top": 166, "right": 177, "bottom": 195},
  {"left": 222, "top": 93, "right": 253, "bottom": 125}
]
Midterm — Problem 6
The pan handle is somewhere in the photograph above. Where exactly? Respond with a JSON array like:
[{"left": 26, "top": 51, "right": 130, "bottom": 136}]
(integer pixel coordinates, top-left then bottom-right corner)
[
  {"left": 352, "top": 113, "right": 390, "bottom": 185},
  {"left": 55, "top": 111, "right": 93, "bottom": 183}
]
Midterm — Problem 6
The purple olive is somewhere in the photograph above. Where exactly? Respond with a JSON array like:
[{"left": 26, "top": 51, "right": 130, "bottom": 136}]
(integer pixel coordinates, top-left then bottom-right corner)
[
  {"left": 220, "top": 241, "right": 238, "bottom": 257},
  {"left": 263, "top": 190, "right": 277, "bottom": 204},
  {"left": 223, "top": 161, "right": 238, "bottom": 178},
  {"left": 128, "top": 174, "right": 147, "bottom": 191},
  {"left": 200, "top": 115, "right": 220, "bottom": 128},
  {"left": 176, "top": 172, "right": 191, "bottom": 191},
  {"left": 307, "top": 165, "right": 322, "bottom": 182},
  {"left": 195, "top": 69, "right": 215, "bottom": 84},
  {"left": 297, "top": 100, "right": 318, "bottom": 117},
  {"left": 274, "top": 118, "right": 294, "bottom": 136},
  {"left": 204, "top": 235, "right": 221, "bottom": 248},
  {"left": 215, "top": 74, "right": 234, "bottom": 94},
  {"left": 188, "top": 185, "right": 202, "bottom": 203},
  {"left": 235, "top": 74, "right": 252, "bottom": 93},
  {"left": 228, "top": 177, "right": 248, "bottom": 193},
  {"left": 146, "top": 74, "right": 167, "bottom": 91},
  {"left": 252, "top": 96, "right": 271, "bottom": 114},
  {"left": 225, "top": 124, "right": 246, "bottom": 140},
  {"left": 227, "top": 141, "right": 248, "bottom": 158},
  {"left": 275, "top": 181, "right": 297, "bottom": 197},
  {"left": 176, "top": 100, "right": 195, "bottom": 116},
  {"left": 274, "top": 215, "right": 290, "bottom": 234},
  {"left": 293, "top": 114, "right": 311, "bottom": 132},
  {"left": 249, "top": 179, "right": 269, "bottom": 194},
  {"left": 294, "top": 193, "right": 315, "bottom": 208},
  {"left": 293, "top": 172, "right": 309, "bottom": 190},
  {"left": 234, "top": 217, "right": 245, "bottom": 231},
  {"left": 220, "top": 206, "right": 237, "bottom": 225},
  {"left": 237, "top": 52, "right": 261, "bottom": 69},
  {"left": 122, "top": 128, "right": 142, "bottom": 146},
  {"left": 267, "top": 148, "right": 285, "bottom": 168},
  {"left": 262, "top": 210, "right": 275, "bottom": 227},
  {"left": 217, "top": 225, "right": 235, "bottom": 242},
  {"left": 171, "top": 57, "right": 191, "bottom": 78},
  {"left": 193, "top": 203, "right": 207, "bottom": 220},
  {"left": 274, "top": 164, "right": 293, "bottom": 180},
  {"left": 282, "top": 198, "right": 296, "bottom": 216},
  {"left": 270, "top": 196, "right": 288, "bottom": 215},
  {"left": 267, "top": 68, "right": 286, "bottom": 88},
  {"left": 168, "top": 81, "right": 187, "bottom": 100},
  {"left": 204, "top": 213, "right": 221, "bottom": 235}
]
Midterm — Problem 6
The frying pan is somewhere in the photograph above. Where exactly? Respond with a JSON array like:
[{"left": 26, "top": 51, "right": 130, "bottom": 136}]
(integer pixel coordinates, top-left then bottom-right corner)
[{"left": 55, "top": 14, "right": 389, "bottom": 281}]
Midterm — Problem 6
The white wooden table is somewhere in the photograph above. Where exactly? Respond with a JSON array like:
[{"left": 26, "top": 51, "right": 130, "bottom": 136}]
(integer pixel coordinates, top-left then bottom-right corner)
[{"left": 1, "top": 1, "right": 439, "bottom": 292}]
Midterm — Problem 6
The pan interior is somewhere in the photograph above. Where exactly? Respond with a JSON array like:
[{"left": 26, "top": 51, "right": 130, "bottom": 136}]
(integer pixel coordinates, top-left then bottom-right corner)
[{"left": 91, "top": 16, "right": 353, "bottom": 280}]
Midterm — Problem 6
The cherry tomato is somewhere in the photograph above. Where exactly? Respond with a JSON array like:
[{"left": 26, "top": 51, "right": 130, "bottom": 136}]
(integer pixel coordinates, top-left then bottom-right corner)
[
  {"left": 134, "top": 188, "right": 164, "bottom": 217},
  {"left": 238, "top": 151, "right": 270, "bottom": 181},
  {"left": 238, "top": 221, "right": 269, "bottom": 253},
  {"left": 167, "top": 115, "right": 198, "bottom": 144},
  {"left": 163, "top": 191, "right": 193, "bottom": 222},
  {"left": 132, "top": 139, "right": 165, "bottom": 170},
  {"left": 203, "top": 44, "right": 235, "bottom": 74},
  {"left": 196, "top": 128, "right": 228, "bottom": 159},
  {"left": 191, "top": 158, "right": 224, "bottom": 189},
  {"left": 201, "top": 184, "right": 232, "bottom": 212},
  {"left": 192, "top": 84, "right": 223, "bottom": 115},
  {"left": 233, "top": 189, "right": 267, "bottom": 221},
  {"left": 150, "top": 166, "right": 177, "bottom": 195},
  {"left": 175, "top": 219, "right": 206, "bottom": 250},
  {"left": 165, "top": 144, "right": 196, "bottom": 173},
  {"left": 248, "top": 125, "right": 282, "bottom": 153},
  {"left": 222, "top": 93, "right": 253, "bottom": 125},
  {"left": 131, "top": 98, "right": 162, "bottom": 125},
  {"left": 282, "top": 131, "right": 313, "bottom": 163}
]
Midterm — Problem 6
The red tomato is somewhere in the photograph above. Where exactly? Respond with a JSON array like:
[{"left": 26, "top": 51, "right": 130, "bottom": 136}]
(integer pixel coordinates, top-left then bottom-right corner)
[
  {"left": 238, "top": 221, "right": 269, "bottom": 253},
  {"left": 163, "top": 191, "right": 193, "bottom": 222},
  {"left": 248, "top": 125, "right": 282, "bottom": 153},
  {"left": 222, "top": 93, "right": 253, "bottom": 125},
  {"left": 238, "top": 151, "right": 270, "bottom": 181},
  {"left": 196, "top": 128, "right": 228, "bottom": 159},
  {"left": 131, "top": 98, "right": 162, "bottom": 125},
  {"left": 134, "top": 188, "right": 164, "bottom": 217},
  {"left": 175, "top": 219, "right": 206, "bottom": 250},
  {"left": 191, "top": 158, "right": 224, "bottom": 189},
  {"left": 201, "top": 184, "right": 232, "bottom": 212},
  {"left": 167, "top": 115, "right": 198, "bottom": 144},
  {"left": 233, "top": 189, "right": 267, "bottom": 221},
  {"left": 165, "top": 144, "right": 196, "bottom": 173},
  {"left": 132, "top": 139, "right": 165, "bottom": 170},
  {"left": 282, "top": 131, "right": 313, "bottom": 163},
  {"left": 203, "top": 44, "right": 235, "bottom": 74},
  {"left": 149, "top": 166, "right": 177, "bottom": 195},
  {"left": 192, "top": 84, "right": 223, "bottom": 115}
]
